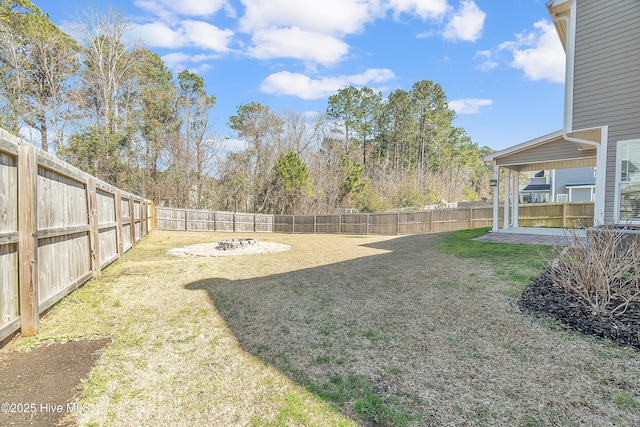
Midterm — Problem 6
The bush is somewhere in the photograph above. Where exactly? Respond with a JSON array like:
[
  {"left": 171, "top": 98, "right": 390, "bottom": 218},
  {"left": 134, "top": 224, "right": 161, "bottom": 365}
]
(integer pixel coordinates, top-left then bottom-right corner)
[{"left": 545, "top": 226, "right": 640, "bottom": 316}]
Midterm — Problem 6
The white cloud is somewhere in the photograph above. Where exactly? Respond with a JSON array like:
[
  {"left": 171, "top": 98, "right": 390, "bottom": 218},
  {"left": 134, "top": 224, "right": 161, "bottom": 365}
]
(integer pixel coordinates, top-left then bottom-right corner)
[
  {"left": 219, "top": 137, "right": 248, "bottom": 154},
  {"left": 181, "top": 20, "right": 234, "bottom": 51},
  {"left": 260, "top": 69, "right": 396, "bottom": 100},
  {"left": 129, "top": 20, "right": 233, "bottom": 53},
  {"left": 162, "top": 52, "right": 218, "bottom": 72},
  {"left": 474, "top": 49, "right": 498, "bottom": 71},
  {"left": 235, "top": 0, "right": 486, "bottom": 66},
  {"left": 129, "top": 22, "right": 186, "bottom": 48},
  {"left": 238, "top": 0, "right": 375, "bottom": 35},
  {"left": 134, "top": 0, "right": 231, "bottom": 19},
  {"left": 510, "top": 20, "right": 565, "bottom": 83},
  {"left": 449, "top": 98, "right": 492, "bottom": 114},
  {"left": 476, "top": 19, "right": 565, "bottom": 83},
  {"left": 443, "top": 0, "right": 485, "bottom": 42},
  {"left": 247, "top": 27, "right": 349, "bottom": 65},
  {"left": 386, "top": 0, "right": 449, "bottom": 20}
]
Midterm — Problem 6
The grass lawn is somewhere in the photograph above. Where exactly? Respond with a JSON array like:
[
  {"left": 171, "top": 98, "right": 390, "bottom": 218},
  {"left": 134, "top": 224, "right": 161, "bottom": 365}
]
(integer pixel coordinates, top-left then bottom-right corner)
[{"left": 11, "top": 229, "right": 640, "bottom": 426}]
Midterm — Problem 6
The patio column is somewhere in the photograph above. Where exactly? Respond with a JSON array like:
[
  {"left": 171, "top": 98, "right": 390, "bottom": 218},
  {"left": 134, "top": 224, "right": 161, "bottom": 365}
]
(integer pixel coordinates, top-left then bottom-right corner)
[
  {"left": 503, "top": 168, "right": 510, "bottom": 230},
  {"left": 492, "top": 165, "right": 500, "bottom": 231},
  {"left": 512, "top": 171, "right": 519, "bottom": 228}
]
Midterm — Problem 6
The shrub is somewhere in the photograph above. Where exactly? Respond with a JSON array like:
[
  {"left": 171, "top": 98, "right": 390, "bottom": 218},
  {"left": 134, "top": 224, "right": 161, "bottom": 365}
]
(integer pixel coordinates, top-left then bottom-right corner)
[{"left": 545, "top": 226, "right": 640, "bottom": 316}]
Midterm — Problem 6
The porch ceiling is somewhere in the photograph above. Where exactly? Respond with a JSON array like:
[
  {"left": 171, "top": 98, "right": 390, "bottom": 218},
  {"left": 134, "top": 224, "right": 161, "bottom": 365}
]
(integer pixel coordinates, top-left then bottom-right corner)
[{"left": 484, "top": 129, "right": 597, "bottom": 172}]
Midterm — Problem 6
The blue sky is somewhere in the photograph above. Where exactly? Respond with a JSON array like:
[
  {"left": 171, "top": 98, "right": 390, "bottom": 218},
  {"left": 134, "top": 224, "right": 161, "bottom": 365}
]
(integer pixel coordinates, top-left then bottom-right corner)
[{"left": 33, "top": 0, "right": 566, "bottom": 151}]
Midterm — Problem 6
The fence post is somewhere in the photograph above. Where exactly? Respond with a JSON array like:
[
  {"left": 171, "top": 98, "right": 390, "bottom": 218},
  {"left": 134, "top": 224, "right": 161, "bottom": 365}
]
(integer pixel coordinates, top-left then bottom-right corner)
[
  {"left": 253, "top": 214, "right": 257, "bottom": 233},
  {"left": 291, "top": 215, "right": 295, "bottom": 234},
  {"left": 366, "top": 213, "right": 369, "bottom": 235},
  {"left": 146, "top": 201, "right": 154, "bottom": 232},
  {"left": 397, "top": 212, "right": 400, "bottom": 235},
  {"left": 115, "top": 190, "right": 123, "bottom": 258},
  {"left": 18, "top": 143, "right": 38, "bottom": 336},
  {"left": 469, "top": 207, "right": 474, "bottom": 230},
  {"left": 139, "top": 201, "right": 144, "bottom": 238},
  {"left": 562, "top": 202, "right": 567, "bottom": 227},
  {"left": 87, "top": 178, "right": 101, "bottom": 279},
  {"left": 213, "top": 211, "right": 217, "bottom": 232},
  {"left": 339, "top": 214, "right": 342, "bottom": 235},
  {"left": 130, "top": 197, "right": 136, "bottom": 246},
  {"left": 429, "top": 210, "right": 433, "bottom": 233},
  {"left": 233, "top": 212, "right": 236, "bottom": 232},
  {"left": 314, "top": 215, "right": 317, "bottom": 234}
]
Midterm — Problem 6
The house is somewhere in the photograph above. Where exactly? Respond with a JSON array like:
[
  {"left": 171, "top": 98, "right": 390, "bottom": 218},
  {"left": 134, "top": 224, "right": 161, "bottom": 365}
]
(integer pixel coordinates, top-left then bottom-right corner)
[
  {"left": 521, "top": 167, "right": 595, "bottom": 203},
  {"left": 485, "top": 0, "right": 640, "bottom": 231},
  {"left": 521, "top": 171, "right": 551, "bottom": 203}
]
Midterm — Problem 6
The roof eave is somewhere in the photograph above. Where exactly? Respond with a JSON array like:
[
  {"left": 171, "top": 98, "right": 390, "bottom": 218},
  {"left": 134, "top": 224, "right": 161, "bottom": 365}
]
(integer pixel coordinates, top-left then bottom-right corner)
[
  {"left": 483, "top": 129, "right": 565, "bottom": 162},
  {"left": 546, "top": 0, "right": 571, "bottom": 51}
]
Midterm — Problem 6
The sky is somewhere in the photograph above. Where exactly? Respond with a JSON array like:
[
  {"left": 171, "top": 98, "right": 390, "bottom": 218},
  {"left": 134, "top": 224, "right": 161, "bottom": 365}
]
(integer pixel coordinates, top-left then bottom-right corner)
[{"left": 33, "top": 0, "right": 567, "bottom": 152}]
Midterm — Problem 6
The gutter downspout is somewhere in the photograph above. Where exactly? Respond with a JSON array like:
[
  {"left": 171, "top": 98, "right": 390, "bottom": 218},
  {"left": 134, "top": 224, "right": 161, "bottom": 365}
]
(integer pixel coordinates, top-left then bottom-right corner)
[{"left": 555, "top": 10, "right": 606, "bottom": 225}]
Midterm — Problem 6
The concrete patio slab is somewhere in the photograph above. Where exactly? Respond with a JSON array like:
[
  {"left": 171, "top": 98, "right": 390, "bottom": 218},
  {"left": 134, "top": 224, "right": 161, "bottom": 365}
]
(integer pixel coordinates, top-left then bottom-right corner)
[{"left": 473, "top": 228, "right": 586, "bottom": 246}]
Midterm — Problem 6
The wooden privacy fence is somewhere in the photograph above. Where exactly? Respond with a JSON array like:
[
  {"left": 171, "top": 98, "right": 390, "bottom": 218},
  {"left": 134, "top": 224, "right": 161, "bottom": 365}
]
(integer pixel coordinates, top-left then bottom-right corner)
[
  {"left": 155, "top": 202, "right": 595, "bottom": 235},
  {"left": 157, "top": 207, "right": 274, "bottom": 232},
  {"left": 273, "top": 208, "right": 496, "bottom": 234},
  {"left": 517, "top": 202, "right": 594, "bottom": 228},
  {"left": 0, "top": 129, "right": 149, "bottom": 342},
  {"left": 155, "top": 206, "right": 497, "bottom": 235}
]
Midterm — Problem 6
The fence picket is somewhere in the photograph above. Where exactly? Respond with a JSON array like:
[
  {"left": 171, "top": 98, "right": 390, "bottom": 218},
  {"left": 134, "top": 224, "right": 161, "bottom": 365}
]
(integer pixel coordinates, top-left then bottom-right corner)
[
  {"left": 1, "top": 131, "right": 149, "bottom": 343},
  {"left": 154, "top": 203, "right": 594, "bottom": 235}
]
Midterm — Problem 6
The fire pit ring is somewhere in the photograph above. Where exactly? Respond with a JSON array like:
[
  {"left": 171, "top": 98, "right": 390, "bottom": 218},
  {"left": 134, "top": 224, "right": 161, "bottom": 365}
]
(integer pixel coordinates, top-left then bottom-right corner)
[
  {"left": 216, "top": 238, "right": 258, "bottom": 250},
  {"left": 168, "top": 238, "right": 291, "bottom": 257}
]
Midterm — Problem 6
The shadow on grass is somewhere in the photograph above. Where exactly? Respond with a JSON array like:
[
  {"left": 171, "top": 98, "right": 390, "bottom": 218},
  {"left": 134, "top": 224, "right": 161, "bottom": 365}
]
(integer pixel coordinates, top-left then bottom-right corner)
[{"left": 185, "top": 231, "right": 555, "bottom": 426}]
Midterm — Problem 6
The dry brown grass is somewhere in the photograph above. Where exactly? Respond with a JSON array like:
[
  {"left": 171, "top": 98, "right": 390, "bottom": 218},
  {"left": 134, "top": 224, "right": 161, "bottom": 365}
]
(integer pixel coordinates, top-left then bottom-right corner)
[{"left": 8, "top": 230, "right": 640, "bottom": 426}]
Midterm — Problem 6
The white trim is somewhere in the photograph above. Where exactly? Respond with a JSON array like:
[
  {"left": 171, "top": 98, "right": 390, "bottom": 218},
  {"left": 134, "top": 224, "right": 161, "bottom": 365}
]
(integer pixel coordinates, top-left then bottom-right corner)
[
  {"left": 614, "top": 138, "right": 640, "bottom": 225},
  {"left": 564, "top": 184, "right": 595, "bottom": 189},
  {"left": 593, "top": 127, "right": 607, "bottom": 225},
  {"left": 563, "top": 2, "right": 577, "bottom": 133},
  {"left": 503, "top": 169, "right": 510, "bottom": 229},
  {"left": 512, "top": 171, "right": 519, "bottom": 228},
  {"left": 492, "top": 165, "right": 500, "bottom": 231}
]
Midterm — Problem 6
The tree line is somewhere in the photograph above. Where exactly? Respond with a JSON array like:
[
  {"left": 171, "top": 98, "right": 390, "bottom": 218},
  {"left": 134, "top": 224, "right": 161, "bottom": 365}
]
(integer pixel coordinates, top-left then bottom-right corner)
[{"left": 0, "top": 1, "right": 494, "bottom": 214}]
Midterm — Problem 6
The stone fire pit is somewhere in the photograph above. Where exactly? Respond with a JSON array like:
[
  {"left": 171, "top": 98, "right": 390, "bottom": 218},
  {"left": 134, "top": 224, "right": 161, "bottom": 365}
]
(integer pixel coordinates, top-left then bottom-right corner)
[
  {"left": 168, "top": 238, "right": 290, "bottom": 257},
  {"left": 216, "top": 238, "right": 258, "bottom": 250}
]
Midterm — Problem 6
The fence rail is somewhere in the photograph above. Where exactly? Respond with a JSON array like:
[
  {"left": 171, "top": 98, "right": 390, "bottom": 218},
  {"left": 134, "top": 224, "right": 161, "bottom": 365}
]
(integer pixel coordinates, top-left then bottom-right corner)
[
  {"left": 272, "top": 207, "right": 497, "bottom": 234},
  {"left": 0, "top": 129, "right": 148, "bottom": 343},
  {"left": 155, "top": 202, "right": 595, "bottom": 236},
  {"left": 157, "top": 207, "right": 274, "bottom": 232}
]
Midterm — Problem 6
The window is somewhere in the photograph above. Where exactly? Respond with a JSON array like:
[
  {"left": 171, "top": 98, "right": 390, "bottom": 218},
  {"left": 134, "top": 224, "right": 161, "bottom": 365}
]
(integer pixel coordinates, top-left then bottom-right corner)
[{"left": 617, "top": 140, "right": 640, "bottom": 223}]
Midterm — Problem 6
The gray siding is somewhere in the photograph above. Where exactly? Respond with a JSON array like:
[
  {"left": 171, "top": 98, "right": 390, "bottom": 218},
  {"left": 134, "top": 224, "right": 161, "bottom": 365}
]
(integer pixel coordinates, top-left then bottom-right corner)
[
  {"left": 572, "top": 0, "right": 640, "bottom": 222},
  {"left": 555, "top": 167, "right": 595, "bottom": 186}
]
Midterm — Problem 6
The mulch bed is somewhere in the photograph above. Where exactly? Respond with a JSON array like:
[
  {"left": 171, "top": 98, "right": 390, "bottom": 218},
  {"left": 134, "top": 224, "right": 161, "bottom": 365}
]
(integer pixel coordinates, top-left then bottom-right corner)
[
  {"left": 519, "top": 272, "right": 640, "bottom": 350},
  {"left": 0, "top": 338, "right": 111, "bottom": 427}
]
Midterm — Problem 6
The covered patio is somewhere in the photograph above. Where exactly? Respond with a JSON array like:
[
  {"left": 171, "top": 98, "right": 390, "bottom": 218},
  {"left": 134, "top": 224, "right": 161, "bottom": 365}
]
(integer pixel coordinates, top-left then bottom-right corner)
[{"left": 484, "top": 129, "right": 602, "bottom": 233}]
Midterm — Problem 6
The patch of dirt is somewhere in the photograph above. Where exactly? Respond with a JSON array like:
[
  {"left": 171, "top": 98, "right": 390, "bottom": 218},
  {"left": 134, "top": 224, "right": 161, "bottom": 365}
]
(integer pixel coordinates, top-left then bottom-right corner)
[
  {"left": 0, "top": 338, "right": 111, "bottom": 427},
  {"left": 167, "top": 240, "right": 291, "bottom": 257},
  {"left": 519, "top": 273, "right": 640, "bottom": 350}
]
